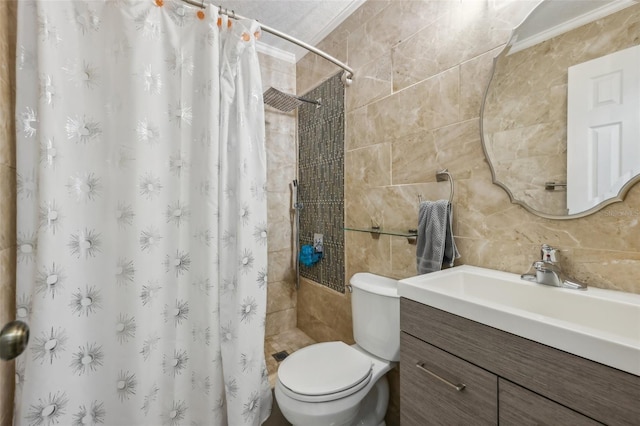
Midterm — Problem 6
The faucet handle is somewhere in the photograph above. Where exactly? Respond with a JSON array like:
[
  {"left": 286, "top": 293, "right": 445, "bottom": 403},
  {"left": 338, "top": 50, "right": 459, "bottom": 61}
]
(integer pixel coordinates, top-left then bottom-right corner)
[{"left": 541, "top": 244, "right": 557, "bottom": 263}]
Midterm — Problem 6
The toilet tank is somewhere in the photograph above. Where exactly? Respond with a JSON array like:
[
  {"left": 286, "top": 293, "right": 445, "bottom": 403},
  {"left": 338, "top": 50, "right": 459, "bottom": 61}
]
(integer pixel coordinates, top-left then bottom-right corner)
[{"left": 350, "top": 273, "right": 400, "bottom": 362}]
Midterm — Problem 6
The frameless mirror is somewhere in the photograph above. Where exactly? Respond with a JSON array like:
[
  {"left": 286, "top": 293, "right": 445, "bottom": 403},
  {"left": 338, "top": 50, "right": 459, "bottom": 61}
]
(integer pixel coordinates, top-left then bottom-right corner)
[{"left": 481, "top": 0, "right": 640, "bottom": 219}]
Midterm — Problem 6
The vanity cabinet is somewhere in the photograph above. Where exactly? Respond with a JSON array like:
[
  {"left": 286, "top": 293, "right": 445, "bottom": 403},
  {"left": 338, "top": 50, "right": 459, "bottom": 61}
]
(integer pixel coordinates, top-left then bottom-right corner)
[{"left": 400, "top": 298, "right": 640, "bottom": 426}]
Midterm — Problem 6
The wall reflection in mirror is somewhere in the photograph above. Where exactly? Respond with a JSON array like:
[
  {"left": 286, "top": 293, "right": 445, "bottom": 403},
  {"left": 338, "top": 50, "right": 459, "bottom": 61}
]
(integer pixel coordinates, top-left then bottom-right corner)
[{"left": 482, "top": 0, "right": 640, "bottom": 218}]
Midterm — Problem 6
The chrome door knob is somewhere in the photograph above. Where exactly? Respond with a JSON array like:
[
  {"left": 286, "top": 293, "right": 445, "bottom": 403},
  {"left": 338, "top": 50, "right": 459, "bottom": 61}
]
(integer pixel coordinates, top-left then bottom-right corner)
[{"left": 0, "top": 320, "right": 29, "bottom": 360}]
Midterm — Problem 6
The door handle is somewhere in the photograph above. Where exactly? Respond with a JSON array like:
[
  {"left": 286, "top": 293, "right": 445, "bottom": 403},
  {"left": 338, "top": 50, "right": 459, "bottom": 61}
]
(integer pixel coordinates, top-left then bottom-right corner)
[{"left": 0, "top": 320, "right": 29, "bottom": 360}]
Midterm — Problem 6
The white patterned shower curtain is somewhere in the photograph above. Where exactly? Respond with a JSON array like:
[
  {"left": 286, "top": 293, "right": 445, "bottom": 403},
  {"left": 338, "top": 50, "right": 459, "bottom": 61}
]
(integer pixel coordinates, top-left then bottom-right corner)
[{"left": 14, "top": 1, "right": 271, "bottom": 425}]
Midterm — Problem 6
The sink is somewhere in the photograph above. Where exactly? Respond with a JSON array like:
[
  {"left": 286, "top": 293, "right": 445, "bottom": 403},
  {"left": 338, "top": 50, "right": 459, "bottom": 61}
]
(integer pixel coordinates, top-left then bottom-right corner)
[{"left": 398, "top": 265, "right": 640, "bottom": 376}]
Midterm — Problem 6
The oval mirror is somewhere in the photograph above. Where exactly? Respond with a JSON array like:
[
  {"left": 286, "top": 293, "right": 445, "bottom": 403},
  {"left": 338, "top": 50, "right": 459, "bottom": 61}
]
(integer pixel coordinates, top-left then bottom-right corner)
[{"left": 481, "top": 0, "right": 640, "bottom": 219}]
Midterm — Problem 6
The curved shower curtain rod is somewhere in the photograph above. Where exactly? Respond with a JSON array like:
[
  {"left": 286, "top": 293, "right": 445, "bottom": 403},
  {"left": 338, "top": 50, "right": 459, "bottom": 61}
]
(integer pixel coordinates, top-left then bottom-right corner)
[{"left": 180, "top": 0, "right": 355, "bottom": 85}]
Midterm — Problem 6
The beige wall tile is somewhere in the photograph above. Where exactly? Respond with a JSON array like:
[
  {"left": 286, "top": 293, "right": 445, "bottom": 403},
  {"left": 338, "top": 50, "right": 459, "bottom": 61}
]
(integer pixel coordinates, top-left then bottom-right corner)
[
  {"left": 259, "top": 52, "right": 295, "bottom": 79},
  {"left": 391, "top": 1, "right": 459, "bottom": 91},
  {"left": 268, "top": 248, "right": 295, "bottom": 284},
  {"left": 390, "top": 128, "right": 436, "bottom": 185},
  {"left": 345, "top": 143, "right": 391, "bottom": 190},
  {"left": 390, "top": 237, "right": 417, "bottom": 279},
  {"left": 265, "top": 126, "right": 297, "bottom": 192},
  {"left": 391, "top": 118, "right": 482, "bottom": 186},
  {"left": 329, "top": 0, "right": 391, "bottom": 44},
  {"left": 296, "top": 277, "right": 353, "bottom": 344},
  {"left": 347, "top": 1, "right": 447, "bottom": 70},
  {"left": 346, "top": 67, "right": 460, "bottom": 150},
  {"left": 297, "top": 36, "right": 347, "bottom": 96},
  {"left": 265, "top": 171, "right": 294, "bottom": 257},
  {"left": 0, "top": 166, "right": 15, "bottom": 251},
  {"left": 264, "top": 109, "right": 297, "bottom": 134},
  {"left": 262, "top": 54, "right": 297, "bottom": 330},
  {"left": 391, "top": 0, "right": 528, "bottom": 92},
  {"left": 265, "top": 215, "right": 293, "bottom": 261},
  {"left": 266, "top": 308, "right": 297, "bottom": 337},
  {"left": 267, "top": 280, "right": 296, "bottom": 314},
  {"left": 345, "top": 231, "right": 392, "bottom": 280},
  {"left": 262, "top": 74, "right": 296, "bottom": 96},
  {"left": 346, "top": 53, "right": 392, "bottom": 112},
  {"left": 0, "top": 0, "right": 15, "bottom": 171},
  {"left": 345, "top": 184, "right": 383, "bottom": 229},
  {"left": 459, "top": 46, "right": 504, "bottom": 121}
]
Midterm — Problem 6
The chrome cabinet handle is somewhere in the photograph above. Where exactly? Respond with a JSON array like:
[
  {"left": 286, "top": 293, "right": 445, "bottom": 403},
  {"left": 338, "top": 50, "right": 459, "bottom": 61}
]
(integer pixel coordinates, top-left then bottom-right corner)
[{"left": 416, "top": 362, "right": 466, "bottom": 392}]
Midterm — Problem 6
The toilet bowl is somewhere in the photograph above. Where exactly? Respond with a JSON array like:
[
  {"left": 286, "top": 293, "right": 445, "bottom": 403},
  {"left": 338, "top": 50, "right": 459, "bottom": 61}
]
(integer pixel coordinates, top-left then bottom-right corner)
[
  {"left": 275, "top": 342, "right": 393, "bottom": 426},
  {"left": 274, "top": 273, "right": 400, "bottom": 426}
]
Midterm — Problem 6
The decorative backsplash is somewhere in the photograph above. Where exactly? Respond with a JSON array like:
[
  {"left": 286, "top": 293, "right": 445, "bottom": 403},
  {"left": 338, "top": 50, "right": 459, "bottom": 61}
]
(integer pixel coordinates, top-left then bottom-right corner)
[{"left": 298, "top": 73, "right": 345, "bottom": 292}]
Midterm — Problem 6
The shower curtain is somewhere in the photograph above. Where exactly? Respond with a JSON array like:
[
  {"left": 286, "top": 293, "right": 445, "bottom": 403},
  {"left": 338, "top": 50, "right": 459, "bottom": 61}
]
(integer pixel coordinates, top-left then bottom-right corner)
[{"left": 14, "top": 1, "right": 271, "bottom": 425}]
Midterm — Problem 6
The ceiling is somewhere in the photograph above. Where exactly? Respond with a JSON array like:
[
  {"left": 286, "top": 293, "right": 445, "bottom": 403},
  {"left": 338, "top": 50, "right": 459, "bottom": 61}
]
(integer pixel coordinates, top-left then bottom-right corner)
[{"left": 216, "top": 0, "right": 366, "bottom": 61}]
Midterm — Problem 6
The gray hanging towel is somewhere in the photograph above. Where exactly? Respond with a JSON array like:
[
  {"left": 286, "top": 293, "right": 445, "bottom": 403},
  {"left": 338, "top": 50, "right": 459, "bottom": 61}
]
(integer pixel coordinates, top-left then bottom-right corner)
[{"left": 416, "top": 200, "right": 460, "bottom": 274}]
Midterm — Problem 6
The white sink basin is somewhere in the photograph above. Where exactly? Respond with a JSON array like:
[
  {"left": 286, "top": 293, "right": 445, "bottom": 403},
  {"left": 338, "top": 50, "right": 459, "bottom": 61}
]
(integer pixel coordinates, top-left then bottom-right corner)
[{"left": 398, "top": 265, "right": 640, "bottom": 376}]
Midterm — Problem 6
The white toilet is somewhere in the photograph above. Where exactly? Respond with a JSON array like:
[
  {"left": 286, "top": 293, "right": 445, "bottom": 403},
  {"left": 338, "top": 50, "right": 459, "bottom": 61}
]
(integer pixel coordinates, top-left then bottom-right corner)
[{"left": 274, "top": 273, "right": 400, "bottom": 426}]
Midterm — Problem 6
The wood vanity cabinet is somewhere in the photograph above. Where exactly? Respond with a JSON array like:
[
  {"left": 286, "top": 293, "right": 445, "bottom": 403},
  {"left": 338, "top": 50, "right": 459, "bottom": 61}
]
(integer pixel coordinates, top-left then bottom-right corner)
[{"left": 400, "top": 298, "right": 640, "bottom": 426}]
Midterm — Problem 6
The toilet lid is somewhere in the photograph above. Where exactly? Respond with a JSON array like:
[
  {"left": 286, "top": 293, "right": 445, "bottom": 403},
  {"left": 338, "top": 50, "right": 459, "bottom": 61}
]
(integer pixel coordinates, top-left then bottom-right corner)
[{"left": 278, "top": 342, "right": 373, "bottom": 396}]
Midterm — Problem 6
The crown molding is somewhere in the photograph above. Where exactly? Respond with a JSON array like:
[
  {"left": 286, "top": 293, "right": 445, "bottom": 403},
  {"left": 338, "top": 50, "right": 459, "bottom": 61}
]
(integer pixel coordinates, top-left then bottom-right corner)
[
  {"left": 256, "top": 41, "right": 296, "bottom": 63},
  {"left": 509, "top": 0, "right": 636, "bottom": 55}
]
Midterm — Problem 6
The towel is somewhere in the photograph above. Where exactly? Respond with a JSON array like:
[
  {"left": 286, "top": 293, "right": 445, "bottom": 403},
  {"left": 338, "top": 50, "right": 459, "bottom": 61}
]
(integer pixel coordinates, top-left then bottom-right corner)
[{"left": 416, "top": 200, "right": 460, "bottom": 274}]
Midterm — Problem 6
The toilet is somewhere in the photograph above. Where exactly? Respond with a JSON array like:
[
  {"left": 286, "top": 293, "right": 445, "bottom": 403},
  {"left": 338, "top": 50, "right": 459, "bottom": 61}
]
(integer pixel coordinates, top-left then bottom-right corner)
[{"left": 275, "top": 273, "right": 400, "bottom": 426}]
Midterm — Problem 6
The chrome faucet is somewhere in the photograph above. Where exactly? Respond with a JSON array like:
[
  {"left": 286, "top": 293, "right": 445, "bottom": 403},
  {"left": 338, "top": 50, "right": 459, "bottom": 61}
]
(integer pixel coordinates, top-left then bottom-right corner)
[{"left": 521, "top": 244, "right": 587, "bottom": 290}]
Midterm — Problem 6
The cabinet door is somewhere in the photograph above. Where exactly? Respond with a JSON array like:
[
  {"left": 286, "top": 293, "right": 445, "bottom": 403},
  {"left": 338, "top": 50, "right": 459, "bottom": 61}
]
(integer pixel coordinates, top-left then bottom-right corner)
[
  {"left": 400, "top": 332, "right": 497, "bottom": 426},
  {"left": 499, "top": 379, "right": 603, "bottom": 426}
]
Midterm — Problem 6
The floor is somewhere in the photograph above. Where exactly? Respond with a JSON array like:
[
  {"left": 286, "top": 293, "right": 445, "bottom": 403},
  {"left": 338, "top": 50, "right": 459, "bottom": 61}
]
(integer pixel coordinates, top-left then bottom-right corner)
[{"left": 264, "top": 328, "right": 316, "bottom": 388}]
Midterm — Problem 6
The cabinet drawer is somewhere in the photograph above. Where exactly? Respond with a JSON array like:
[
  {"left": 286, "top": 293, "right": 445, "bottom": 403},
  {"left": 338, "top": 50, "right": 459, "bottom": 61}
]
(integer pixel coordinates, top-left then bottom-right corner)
[
  {"left": 499, "top": 379, "right": 603, "bottom": 426},
  {"left": 400, "top": 332, "right": 497, "bottom": 426}
]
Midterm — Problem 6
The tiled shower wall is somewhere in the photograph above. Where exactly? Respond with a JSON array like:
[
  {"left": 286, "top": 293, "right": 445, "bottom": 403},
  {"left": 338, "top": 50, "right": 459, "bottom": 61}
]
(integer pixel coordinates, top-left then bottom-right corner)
[
  {"left": 298, "top": 73, "right": 345, "bottom": 293},
  {"left": 0, "top": 2, "right": 17, "bottom": 423},
  {"left": 259, "top": 52, "right": 298, "bottom": 337}
]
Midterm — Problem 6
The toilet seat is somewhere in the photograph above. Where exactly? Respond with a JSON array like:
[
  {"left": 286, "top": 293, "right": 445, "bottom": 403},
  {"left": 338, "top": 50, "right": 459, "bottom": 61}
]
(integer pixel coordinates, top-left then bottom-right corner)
[{"left": 277, "top": 342, "right": 373, "bottom": 402}]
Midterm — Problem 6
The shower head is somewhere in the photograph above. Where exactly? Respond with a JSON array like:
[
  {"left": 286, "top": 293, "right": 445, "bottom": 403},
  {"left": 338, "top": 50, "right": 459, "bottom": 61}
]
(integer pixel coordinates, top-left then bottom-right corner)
[{"left": 263, "top": 87, "right": 321, "bottom": 112}]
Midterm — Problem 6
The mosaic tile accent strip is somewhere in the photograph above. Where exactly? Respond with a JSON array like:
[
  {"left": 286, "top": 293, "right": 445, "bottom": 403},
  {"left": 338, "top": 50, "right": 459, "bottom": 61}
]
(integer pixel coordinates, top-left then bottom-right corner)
[{"left": 298, "top": 73, "right": 345, "bottom": 293}]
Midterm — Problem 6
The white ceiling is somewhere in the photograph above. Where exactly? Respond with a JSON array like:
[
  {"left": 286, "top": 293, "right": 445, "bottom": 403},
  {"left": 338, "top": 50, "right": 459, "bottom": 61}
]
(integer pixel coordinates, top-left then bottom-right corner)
[{"left": 216, "top": 0, "right": 365, "bottom": 62}]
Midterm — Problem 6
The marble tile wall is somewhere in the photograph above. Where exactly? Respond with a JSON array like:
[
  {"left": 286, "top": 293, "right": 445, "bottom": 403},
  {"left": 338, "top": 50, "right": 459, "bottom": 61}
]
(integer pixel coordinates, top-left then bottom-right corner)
[
  {"left": 296, "top": 0, "right": 640, "bottom": 424},
  {"left": 259, "top": 52, "right": 299, "bottom": 337},
  {"left": 0, "top": 2, "right": 16, "bottom": 424}
]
